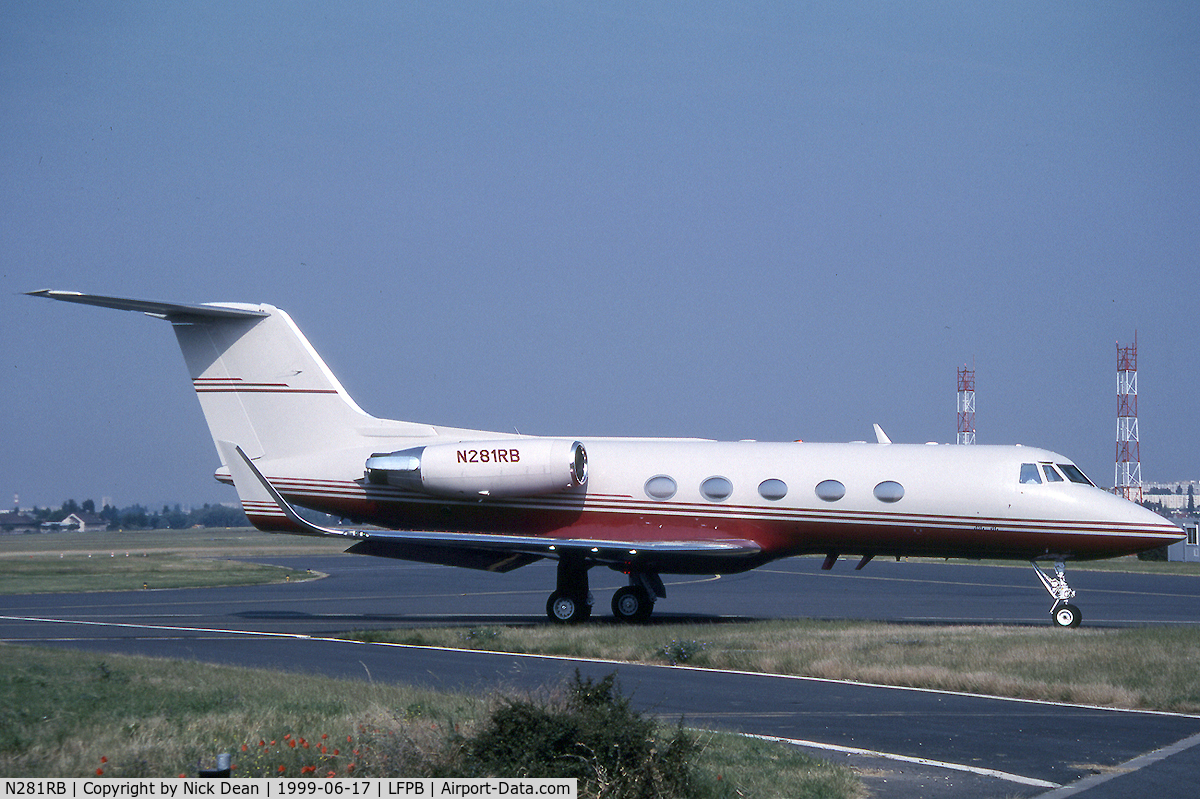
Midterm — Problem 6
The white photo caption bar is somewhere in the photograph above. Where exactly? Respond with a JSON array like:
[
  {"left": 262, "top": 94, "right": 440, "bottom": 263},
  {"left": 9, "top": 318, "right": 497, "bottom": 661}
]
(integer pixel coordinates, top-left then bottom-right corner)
[{"left": 0, "top": 780, "right": 578, "bottom": 799}]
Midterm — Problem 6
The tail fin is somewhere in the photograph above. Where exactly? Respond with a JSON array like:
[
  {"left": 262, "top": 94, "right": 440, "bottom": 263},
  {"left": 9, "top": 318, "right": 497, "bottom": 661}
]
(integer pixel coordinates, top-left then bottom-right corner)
[
  {"left": 171, "top": 300, "right": 374, "bottom": 460},
  {"left": 30, "top": 291, "right": 433, "bottom": 462}
]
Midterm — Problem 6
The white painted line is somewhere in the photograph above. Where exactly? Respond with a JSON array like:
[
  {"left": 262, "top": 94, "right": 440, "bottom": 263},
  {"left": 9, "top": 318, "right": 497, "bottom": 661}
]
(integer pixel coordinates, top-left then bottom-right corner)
[
  {"left": 7, "top": 613, "right": 1200, "bottom": 726},
  {"left": 741, "top": 732, "right": 1060, "bottom": 789},
  {"left": 368, "top": 640, "right": 1200, "bottom": 720},
  {"left": 11, "top": 612, "right": 1200, "bottom": 790},
  {"left": 1034, "top": 730, "right": 1200, "bottom": 797},
  {"left": 0, "top": 614, "right": 316, "bottom": 640}
]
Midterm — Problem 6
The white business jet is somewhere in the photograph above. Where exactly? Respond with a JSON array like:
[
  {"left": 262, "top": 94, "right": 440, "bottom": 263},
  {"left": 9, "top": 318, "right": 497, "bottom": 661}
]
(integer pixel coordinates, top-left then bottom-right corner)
[{"left": 30, "top": 290, "right": 1182, "bottom": 627}]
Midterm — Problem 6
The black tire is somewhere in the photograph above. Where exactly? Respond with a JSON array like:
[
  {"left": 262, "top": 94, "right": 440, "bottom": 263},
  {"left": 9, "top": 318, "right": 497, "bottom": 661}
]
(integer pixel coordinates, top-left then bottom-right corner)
[
  {"left": 611, "top": 585, "right": 653, "bottom": 623},
  {"left": 547, "top": 591, "right": 588, "bottom": 624},
  {"left": 1052, "top": 603, "right": 1082, "bottom": 628}
]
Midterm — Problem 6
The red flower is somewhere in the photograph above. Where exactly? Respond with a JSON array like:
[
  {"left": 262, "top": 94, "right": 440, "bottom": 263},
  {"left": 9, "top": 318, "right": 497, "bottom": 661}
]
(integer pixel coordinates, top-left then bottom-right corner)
[
  {"left": 321, "top": 734, "right": 328, "bottom": 740},
  {"left": 278, "top": 765, "right": 286, "bottom": 774},
  {"left": 241, "top": 744, "right": 248, "bottom": 752},
  {"left": 346, "top": 764, "right": 355, "bottom": 773},
  {"left": 326, "top": 772, "right": 336, "bottom": 778},
  {"left": 95, "top": 769, "right": 104, "bottom": 776},
  {"left": 100, "top": 757, "right": 108, "bottom": 764},
  {"left": 288, "top": 740, "right": 297, "bottom": 749}
]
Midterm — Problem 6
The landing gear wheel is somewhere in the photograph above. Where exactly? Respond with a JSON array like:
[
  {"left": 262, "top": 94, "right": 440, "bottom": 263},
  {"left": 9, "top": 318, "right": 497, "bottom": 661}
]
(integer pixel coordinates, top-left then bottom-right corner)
[
  {"left": 1052, "top": 603, "right": 1082, "bottom": 628},
  {"left": 1033, "top": 561, "right": 1081, "bottom": 629},
  {"left": 612, "top": 586, "right": 654, "bottom": 624},
  {"left": 547, "top": 591, "right": 590, "bottom": 624}
]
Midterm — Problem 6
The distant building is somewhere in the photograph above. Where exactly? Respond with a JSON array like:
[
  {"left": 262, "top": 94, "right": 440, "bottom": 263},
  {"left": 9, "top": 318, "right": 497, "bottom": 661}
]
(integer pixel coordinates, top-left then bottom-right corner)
[
  {"left": 1142, "top": 481, "right": 1199, "bottom": 512},
  {"left": 1169, "top": 518, "right": 1199, "bottom": 563},
  {"left": 42, "top": 512, "right": 108, "bottom": 532},
  {"left": 0, "top": 511, "right": 38, "bottom": 533}
]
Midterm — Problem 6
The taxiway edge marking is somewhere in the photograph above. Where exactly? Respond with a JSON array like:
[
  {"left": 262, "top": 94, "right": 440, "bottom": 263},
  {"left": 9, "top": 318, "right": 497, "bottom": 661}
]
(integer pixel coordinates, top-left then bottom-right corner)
[
  {"left": 1033, "top": 730, "right": 1200, "bottom": 797},
  {"left": 361, "top": 640, "right": 1200, "bottom": 720},
  {"left": 7, "top": 614, "right": 1200, "bottom": 722},
  {"left": 0, "top": 614, "right": 315, "bottom": 640},
  {"left": 741, "top": 732, "right": 1059, "bottom": 788}
]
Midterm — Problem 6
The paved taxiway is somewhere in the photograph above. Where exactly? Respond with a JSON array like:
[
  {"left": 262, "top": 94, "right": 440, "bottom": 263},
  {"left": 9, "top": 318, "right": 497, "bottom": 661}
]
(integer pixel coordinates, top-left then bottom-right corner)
[{"left": 4, "top": 555, "right": 1200, "bottom": 798}]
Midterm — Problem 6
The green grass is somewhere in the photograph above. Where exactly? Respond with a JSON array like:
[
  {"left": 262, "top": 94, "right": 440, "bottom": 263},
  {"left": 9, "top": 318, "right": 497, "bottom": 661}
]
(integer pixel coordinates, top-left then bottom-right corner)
[
  {"left": 6, "top": 531, "right": 1200, "bottom": 721},
  {"left": 0, "top": 644, "right": 860, "bottom": 797},
  {"left": 0, "top": 528, "right": 346, "bottom": 593},
  {"left": 0, "top": 527, "right": 349, "bottom": 557},
  {"left": 348, "top": 620, "right": 1200, "bottom": 714},
  {"left": 0, "top": 554, "right": 316, "bottom": 593}
]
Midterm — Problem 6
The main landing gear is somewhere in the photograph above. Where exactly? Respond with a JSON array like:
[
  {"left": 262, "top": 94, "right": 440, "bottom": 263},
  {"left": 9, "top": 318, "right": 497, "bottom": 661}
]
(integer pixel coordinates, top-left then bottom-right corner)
[
  {"left": 545, "top": 560, "right": 664, "bottom": 624},
  {"left": 1032, "top": 561, "right": 1081, "bottom": 628},
  {"left": 611, "top": 572, "right": 664, "bottom": 624},
  {"left": 547, "top": 558, "right": 593, "bottom": 624}
]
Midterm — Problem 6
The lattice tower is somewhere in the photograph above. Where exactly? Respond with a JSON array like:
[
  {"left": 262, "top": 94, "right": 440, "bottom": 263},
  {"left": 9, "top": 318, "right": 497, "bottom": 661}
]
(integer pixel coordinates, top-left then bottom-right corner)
[
  {"left": 1115, "top": 334, "right": 1141, "bottom": 502},
  {"left": 957, "top": 365, "right": 976, "bottom": 445}
]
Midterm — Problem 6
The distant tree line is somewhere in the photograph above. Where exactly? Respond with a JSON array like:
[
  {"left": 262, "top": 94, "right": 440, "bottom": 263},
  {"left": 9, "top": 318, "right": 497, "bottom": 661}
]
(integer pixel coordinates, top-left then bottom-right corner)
[
  {"left": 1146, "top": 485, "right": 1192, "bottom": 495},
  {"left": 22, "top": 499, "right": 249, "bottom": 530}
]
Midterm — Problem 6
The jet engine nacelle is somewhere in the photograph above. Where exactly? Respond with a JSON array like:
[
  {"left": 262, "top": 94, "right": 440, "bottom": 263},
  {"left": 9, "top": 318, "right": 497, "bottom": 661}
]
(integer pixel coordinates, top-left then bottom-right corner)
[{"left": 365, "top": 439, "right": 587, "bottom": 498}]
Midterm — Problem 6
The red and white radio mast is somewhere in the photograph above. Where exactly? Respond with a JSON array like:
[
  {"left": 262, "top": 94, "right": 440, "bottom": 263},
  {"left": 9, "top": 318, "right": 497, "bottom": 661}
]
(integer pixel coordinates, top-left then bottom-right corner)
[
  {"left": 957, "top": 365, "right": 975, "bottom": 445},
  {"left": 1115, "top": 333, "right": 1141, "bottom": 502}
]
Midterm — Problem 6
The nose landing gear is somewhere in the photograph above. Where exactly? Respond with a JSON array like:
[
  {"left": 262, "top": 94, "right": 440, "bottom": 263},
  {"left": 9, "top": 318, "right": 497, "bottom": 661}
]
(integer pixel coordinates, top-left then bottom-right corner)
[{"left": 1032, "top": 561, "right": 1081, "bottom": 628}]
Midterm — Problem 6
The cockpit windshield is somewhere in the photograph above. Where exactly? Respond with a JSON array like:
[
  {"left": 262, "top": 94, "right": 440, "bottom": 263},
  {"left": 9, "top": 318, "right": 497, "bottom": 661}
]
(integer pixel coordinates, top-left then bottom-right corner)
[
  {"left": 1019, "top": 462, "right": 1095, "bottom": 486},
  {"left": 1057, "top": 463, "right": 1094, "bottom": 486}
]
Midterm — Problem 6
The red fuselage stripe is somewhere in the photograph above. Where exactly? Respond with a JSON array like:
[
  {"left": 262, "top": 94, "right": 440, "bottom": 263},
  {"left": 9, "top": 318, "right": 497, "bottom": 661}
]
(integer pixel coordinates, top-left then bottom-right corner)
[{"left": 237, "top": 477, "right": 1179, "bottom": 562}]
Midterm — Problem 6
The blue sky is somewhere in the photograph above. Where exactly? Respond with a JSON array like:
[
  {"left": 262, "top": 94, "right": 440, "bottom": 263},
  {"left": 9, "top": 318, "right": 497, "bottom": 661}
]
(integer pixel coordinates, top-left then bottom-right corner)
[{"left": 3, "top": 2, "right": 1198, "bottom": 510}]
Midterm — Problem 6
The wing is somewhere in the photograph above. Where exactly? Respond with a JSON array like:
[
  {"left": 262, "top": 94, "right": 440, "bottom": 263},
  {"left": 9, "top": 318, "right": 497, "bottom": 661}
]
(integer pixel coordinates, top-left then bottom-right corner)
[{"left": 217, "top": 441, "right": 763, "bottom": 574}]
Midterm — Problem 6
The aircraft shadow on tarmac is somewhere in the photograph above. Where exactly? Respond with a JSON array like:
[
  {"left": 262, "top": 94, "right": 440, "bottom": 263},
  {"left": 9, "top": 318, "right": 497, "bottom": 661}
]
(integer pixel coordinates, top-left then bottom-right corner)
[
  {"left": 230, "top": 609, "right": 763, "bottom": 627},
  {"left": 230, "top": 608, "right": 1078, "bottom": 629}
]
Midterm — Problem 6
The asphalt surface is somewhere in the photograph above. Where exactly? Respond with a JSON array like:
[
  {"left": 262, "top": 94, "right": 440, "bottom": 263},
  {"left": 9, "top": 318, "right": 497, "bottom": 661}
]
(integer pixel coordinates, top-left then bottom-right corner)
[{"left": 3, "top": 553, "right": 1200, "bottom": 798}]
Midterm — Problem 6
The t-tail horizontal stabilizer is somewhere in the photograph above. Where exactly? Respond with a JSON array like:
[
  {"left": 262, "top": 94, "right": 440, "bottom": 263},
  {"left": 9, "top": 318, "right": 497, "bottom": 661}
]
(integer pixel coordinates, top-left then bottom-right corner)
[{"left": 27, "top": 290, "right": 267, "bottom": 320}]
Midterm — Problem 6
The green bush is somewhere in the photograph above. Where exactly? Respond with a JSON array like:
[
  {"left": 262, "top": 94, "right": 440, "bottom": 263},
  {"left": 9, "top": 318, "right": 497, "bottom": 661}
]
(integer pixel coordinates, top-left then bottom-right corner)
[
  {"left": 455, "top": 672, "right": 696, "bottom": 798},
  {"left": 1137, "top": 546, "right": 1169, "bottom": 562}
]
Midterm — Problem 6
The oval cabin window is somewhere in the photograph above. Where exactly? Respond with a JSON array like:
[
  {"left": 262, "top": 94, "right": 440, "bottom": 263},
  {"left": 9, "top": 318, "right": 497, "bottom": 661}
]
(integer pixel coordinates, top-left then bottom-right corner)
[
  {"left": 700, "top": 476, "right": 733, "bottom": 502},
  {"left": 758, "top": 478, "right": 788, "bottom": 501},
  {"left": 815, "top": 480, "right": 846, "bottom": 502},
  {"left": 644, "top": 475, "right": 677, "bottom": 500},
  {"left": 873, "top": 481, "right": 904, "bottom": 503}
]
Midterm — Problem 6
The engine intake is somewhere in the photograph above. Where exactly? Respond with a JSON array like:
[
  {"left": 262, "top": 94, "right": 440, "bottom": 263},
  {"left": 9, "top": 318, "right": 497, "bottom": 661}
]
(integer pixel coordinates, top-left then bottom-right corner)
[{"left": 366, "top": 439, "right": 587, "bottom": 498}]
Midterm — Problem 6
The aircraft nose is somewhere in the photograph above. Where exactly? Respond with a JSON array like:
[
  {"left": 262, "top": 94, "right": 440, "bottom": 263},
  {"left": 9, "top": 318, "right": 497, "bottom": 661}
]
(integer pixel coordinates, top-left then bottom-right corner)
[{"left": 1130, "top": 501, "right": 1185, "bottom": 548}]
